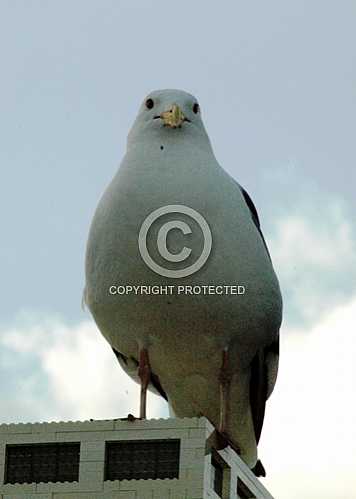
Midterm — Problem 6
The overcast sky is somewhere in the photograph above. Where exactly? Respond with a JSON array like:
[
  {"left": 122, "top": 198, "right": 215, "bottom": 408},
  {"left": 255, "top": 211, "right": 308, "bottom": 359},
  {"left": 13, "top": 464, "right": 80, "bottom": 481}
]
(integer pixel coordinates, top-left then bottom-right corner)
[{"left": 1, "top": 2, "right": 355, "bottom": 497}]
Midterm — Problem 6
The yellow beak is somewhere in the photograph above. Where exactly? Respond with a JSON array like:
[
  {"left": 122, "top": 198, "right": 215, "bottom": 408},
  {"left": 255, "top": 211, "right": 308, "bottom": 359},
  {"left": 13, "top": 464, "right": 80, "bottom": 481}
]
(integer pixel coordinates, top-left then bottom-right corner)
[{"left": 160, "top": 104, "right": 185, "bottom": 128}]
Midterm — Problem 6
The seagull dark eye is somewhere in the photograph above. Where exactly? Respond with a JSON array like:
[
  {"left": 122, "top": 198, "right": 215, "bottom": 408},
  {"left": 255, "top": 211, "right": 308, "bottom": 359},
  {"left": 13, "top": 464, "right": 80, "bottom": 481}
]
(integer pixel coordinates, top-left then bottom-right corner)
[
  {"left": 145, "top": 98, "right": 154, "bottom": 109},
  {"left": 193, "top": 102, "right": 200, "bottom": 114}
]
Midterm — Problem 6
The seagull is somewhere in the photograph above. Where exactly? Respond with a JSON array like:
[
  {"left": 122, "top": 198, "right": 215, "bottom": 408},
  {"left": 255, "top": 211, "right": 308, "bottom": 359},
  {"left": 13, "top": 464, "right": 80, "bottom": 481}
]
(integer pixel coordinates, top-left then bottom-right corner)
[{"left": 84, "top": 89, "right": 282, "bottom": 476}]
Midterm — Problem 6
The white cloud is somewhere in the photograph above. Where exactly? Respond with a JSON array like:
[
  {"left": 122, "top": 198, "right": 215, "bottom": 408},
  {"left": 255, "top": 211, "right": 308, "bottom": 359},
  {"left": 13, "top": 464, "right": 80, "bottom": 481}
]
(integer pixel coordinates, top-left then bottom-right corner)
[
  {"left": 271, "top": 203, "right": 354, "bottom": 269},
  {"left": 268, "top": 198, "right": 356, "bottom": 325},
  {"left": 261, "top": 295, "right": 356, "bottom": 498},
  {"left": 0, "top": 318, "right": 168, "bottom": 422}
]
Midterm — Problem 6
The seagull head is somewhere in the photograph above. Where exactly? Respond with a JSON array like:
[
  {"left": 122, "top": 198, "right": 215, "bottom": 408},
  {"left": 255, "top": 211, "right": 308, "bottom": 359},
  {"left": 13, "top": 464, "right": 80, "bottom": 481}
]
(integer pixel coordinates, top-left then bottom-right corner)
[{"left": 127, "top": 89, "right": 212, "bottom": 151}]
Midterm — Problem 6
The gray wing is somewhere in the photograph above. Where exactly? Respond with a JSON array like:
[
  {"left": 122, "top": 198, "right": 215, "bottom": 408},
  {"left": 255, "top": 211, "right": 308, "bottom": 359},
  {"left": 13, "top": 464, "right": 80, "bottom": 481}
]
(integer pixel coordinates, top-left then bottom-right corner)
[
  {"left": 247, "top": 337, "right": 279, "bottom": 478},
  {"left": 250, "top": 339, "right": 279, "bottom": 445},
  {"left": 238, "top": 184, "right": 272, "bottom": 262},
  {"left": 236, "top": 183, "right": 280, "bottom": 442}
]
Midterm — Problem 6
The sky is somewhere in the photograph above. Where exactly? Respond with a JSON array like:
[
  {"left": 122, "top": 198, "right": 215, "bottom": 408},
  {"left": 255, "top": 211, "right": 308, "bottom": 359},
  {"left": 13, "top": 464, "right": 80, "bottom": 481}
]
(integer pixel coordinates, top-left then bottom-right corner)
[{"left": 1, "top": 1, "right": 355, "bottom": 497}]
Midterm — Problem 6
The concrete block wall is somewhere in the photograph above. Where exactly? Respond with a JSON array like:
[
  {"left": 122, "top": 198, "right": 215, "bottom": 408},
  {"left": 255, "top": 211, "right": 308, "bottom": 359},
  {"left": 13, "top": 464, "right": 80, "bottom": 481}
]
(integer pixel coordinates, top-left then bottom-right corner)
[{"left": 0, "top": 417, "right": 274, "bottom": 499}]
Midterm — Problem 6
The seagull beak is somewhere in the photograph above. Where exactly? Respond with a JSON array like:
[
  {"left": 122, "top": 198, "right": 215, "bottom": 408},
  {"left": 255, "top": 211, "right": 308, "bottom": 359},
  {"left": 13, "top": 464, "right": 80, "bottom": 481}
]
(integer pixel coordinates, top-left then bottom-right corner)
[{"left": 160, "top": 104, "right": 186, "bottom": 128}]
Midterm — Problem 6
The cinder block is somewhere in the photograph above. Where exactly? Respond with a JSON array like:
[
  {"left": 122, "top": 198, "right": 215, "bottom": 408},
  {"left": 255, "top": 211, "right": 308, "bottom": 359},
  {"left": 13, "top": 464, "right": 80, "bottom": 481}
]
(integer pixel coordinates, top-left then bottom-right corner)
[
  {"left": 36, "top": 481, "right": 79, "bottom": 493},
  {"left": 70, "top": 477, "right": 103, "bottom": 493},
  {"left": 188, "top": 428, "right": 206, "bottom": 440},
  {"left": 78, "top": 469, "right": 104, "bottom": 484},
  {"left": 0, "top": 423, "right": 33, "bottom": 434},
  {"left": 152, "top": 487, "right": 171, "bottom": 499},
  {"left": 55, "top": 431, "right": 92, "bottom": 442},
  {"left": 194, "top": 447, "right": 206, "bottom": 460},
  {"left": 135, "top": 489, "right": 153, "bottom": 499},
  {"left": 80, "top": 440, "right": 106, "bottom": 453},
  {"left": 0, "top": 482, "right": 36, "bottom": 493},
  {"left": 31, "top": 422, "right": 69, "bottom": 434},
  {"left": 116, "top": 492, "right": 136, "bottom": 499},
  {"left": 117, "top": 479, "right": 140, "bottom": 490},
  {"left": 141, "top": 429, "right": 189, "bottom": 440},
  {"left": 0, "top": 444, "right": 6, "bottom": 466},
  {"left": 120, "top": 428, "right": 188, "bottom": 441},
  {"left": 80, "top": 460, "right": 104, "bottom": 473},
  {"left": 83, "top": 450, "right": 105, "bottom": 462},
  {"left": 180, "top": 438, "right": 206, "bottom": 449},
  {"left": 53, "top": 494, "right": 104, "bottom": 499},
  {"left": 113, "top": 417, "right": 200, "bottom": 431},
  {"left": 117, "top": 478, "right": 178, "bottom": 494},
  {"left": 110, "top": 430, "right": 153, "bottom": 441},
  {"left": 185, "top": 486, "right": 204, "bottom": 499},
  {"left": 103, "top": 480, "right": 121, "bottom": 491},
  {"left": 3, "top": 494, "right": 52, "bottom": 499},
  {"left": 53, "top": 494, "right": 118, "bottom": 499},
  {"left": 197, "top": 417, "right": 211, "bottom": 427},
  {"left": 181, "top": 468, "right": 205, "bottom": 482},
  {"left": 81, "top": 450, "right": 105, "bottom": 462},
  {"left": 33, "top": 420, "right": 115, "bottom": 434},
  {"left": 170, "top": 487, "right": 188, "bottom": 499},
  {"left": 2, "top": 433, "right": 56, "bottom": 444},
  {"left": 58, "top": 430, "right": 152, "bottom": 442},
  {"left": 199, "top": 418, "right": 215, "bottom": 438},
  {"left": 179, "top": 447, "right": 197, "bottom": 465}
]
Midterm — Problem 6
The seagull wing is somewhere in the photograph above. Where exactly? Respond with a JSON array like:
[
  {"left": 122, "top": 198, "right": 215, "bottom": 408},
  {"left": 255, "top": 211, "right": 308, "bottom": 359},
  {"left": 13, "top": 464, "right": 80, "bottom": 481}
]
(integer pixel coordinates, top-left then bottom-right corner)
[
  {"left": 238, "top": 183, "right": 272, "bottom": 262},
  {"left": 250, "top": 338, "right": 279, "bottom": 446},
  {"left": 237, "top": 183, "right": 280, "bottom": 442}
]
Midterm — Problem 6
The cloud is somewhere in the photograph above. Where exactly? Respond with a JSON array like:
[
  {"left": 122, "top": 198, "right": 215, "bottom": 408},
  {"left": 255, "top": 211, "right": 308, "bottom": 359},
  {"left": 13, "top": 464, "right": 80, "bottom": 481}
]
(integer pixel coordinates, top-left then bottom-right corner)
[
  {"left": 0, "top": 316, "right": 168, "bottom": 423},
  {"left": 271, "top": 202, "right": 354, "bottom": 270},
  {"left": 266, "top": 180, "right": 356, "bottom": 327},
  {"left": 261, "top": 295, "right": 356, "bottom": 498}
]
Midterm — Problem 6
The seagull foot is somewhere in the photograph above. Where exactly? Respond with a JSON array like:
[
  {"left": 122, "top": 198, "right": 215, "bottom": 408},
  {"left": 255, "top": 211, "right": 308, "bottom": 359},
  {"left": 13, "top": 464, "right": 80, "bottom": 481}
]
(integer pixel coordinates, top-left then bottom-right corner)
[
  {"left": 138, "top": 348, "right": 151, "bottom": 419},
  {"left": 215, "top": 429, "right": 230, "bottom": 450},
  {"left": 118, "top": 413, "right": 142, "bottom": 422}
]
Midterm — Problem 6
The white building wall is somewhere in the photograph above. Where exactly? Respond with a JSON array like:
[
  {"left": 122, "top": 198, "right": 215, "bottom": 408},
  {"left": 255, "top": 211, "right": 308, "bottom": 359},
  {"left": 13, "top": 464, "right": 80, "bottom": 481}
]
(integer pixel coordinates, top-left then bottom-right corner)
[{"left": 0, "top": 417, "right": 274, "bottom": 499}]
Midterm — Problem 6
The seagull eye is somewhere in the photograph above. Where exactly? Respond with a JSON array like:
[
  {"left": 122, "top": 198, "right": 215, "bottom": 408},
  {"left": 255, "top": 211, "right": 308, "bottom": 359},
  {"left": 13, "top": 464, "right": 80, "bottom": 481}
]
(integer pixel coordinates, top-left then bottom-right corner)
[
  {"left": 145, "top": 98, "right": 154, "bottom": 110},
  {"left": 193, "top": 102, "right": 200, "bottom": 114}
]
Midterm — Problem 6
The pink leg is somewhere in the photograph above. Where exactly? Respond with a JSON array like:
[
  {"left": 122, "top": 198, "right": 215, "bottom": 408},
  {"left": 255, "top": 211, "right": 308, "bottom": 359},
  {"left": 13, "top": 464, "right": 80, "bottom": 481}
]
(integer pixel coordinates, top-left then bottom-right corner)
[
  {"left": 218, "top": 348, "right": 230, "bottom": 434},
  {"left": 138, "top": 348, "right": 151, "bottom": 419}
]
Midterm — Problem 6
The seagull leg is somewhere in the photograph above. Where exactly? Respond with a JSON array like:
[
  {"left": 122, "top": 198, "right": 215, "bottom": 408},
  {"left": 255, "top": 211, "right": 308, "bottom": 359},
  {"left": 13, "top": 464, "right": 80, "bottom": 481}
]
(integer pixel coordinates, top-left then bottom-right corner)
[
  {"left": 138, "top": 348, "right": 151, "bottom": 419},
  {"left": 218, "top": 348, "right": 230, "bottom": 435}
]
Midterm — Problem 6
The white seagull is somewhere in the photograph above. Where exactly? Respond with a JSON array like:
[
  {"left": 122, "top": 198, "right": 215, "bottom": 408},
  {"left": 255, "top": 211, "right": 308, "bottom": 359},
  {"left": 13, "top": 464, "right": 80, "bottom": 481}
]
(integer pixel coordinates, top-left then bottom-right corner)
[{"left": 84, "top": 89, "right": 282, "bottom": 476}]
